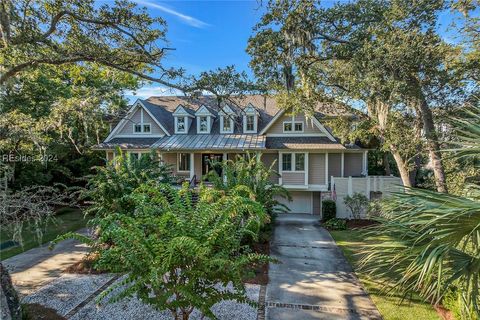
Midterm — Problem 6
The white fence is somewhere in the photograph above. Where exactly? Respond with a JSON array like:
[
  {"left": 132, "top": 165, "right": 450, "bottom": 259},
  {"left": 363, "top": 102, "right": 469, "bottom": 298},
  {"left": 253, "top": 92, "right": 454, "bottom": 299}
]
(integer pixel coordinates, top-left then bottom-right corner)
[{"left": 331, "top": 176, "right": 403, "bottom": 218}]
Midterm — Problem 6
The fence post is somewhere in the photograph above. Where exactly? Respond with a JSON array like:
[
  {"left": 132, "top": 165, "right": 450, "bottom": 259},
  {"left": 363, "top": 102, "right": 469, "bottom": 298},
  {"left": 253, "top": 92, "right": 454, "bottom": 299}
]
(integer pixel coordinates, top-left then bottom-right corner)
[
  {"left": 366, "top": 176, "right": 371, "bottom": 199},
  {"left": 373, "top": 176, "right": 377, "bottom": 192},
  {"left": 348, "top": 176, "right": 353, "bottom": 196},
  {"left": 380, "top": 176, "right": 384, "bottom": 193}
]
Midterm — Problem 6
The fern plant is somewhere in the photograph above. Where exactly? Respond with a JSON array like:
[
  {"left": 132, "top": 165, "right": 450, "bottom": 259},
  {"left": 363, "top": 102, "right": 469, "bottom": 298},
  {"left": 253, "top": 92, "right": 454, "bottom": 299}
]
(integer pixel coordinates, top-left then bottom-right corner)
[
  {"left": 55, "top": 182, "right": 271, "bottom": 320},
  {"left": 205, "top": 152, "right": 290, "bottom": 216}
]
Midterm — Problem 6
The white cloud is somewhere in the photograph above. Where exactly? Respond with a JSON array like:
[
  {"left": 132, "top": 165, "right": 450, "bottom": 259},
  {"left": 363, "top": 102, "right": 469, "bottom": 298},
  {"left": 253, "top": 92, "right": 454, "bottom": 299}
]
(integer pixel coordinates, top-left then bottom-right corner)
[
  {"left": 125, "top": 85, "right": 184, "bottom": 100},
  {"left": 135, "top": 0, "right": 210, "bottom": 28}
]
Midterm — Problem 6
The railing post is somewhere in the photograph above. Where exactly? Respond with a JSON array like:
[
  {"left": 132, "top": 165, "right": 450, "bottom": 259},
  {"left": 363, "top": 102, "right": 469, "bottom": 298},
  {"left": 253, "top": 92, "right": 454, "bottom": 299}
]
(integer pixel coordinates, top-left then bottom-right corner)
[
  {"left": 366, "top": 176, "right": 371, "bottom": 199},
  {"left": 348, "top": 176, "right": 353, "bottom": 196}
]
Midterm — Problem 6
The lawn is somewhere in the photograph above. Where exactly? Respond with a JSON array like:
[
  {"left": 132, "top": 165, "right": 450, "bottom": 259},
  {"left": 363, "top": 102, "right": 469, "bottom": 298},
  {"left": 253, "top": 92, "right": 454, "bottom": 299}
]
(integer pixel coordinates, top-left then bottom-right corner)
[
  {"left": 0, "top": 207, "right": 91, "bottom": 260},
  {"left": 330, "top": 229, "right": 441, "bottom": 320}
]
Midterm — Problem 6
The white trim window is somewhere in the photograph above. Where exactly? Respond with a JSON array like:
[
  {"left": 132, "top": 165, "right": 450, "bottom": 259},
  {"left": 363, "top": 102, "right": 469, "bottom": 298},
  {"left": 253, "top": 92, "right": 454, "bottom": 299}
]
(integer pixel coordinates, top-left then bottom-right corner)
[
  {"left": 198, "top": 116, "right": 209, "bottom": 133},
  {"left": 178, "top": 153, "right": 191, "bottom": 172},
  {"left": 132, "top": 108, "right": 152, "bottom": 134},
  {"left": 220, "top": 115, "right": 234, "bottom": 133},
  {"left": 282, "top": 153, "right": 305, "bottom": 172},
  {"left": 246, "top": 115, "right": 255, "bottom": 131},
  {"left": 176, "top": 117, "right": 186, "bottom": 133},
  {"left": 283, "top": 121, "right": 304, "bottom": 133}
]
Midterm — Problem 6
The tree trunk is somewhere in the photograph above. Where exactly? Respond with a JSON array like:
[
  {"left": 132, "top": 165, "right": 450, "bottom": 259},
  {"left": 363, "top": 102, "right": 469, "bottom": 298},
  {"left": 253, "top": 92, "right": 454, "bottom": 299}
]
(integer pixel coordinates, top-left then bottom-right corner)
[
  {"left": 390, "top": 146, "right": 412, "bottom": 187},
  {"left": 383, "top": 152, "right": 391, "bottom": 176},
  {"left": 416, "top": 98, "right": 448, "bottom": 193},
  {"left": 0, "top": 263, "right": 21, "bottom": 320}
]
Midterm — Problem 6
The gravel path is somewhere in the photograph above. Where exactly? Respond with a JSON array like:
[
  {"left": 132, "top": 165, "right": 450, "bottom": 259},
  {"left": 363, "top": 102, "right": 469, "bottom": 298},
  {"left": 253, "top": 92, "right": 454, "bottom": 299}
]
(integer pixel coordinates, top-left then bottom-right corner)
[{"left": 23, "top": 273, "right": 260, "bottom": 320}]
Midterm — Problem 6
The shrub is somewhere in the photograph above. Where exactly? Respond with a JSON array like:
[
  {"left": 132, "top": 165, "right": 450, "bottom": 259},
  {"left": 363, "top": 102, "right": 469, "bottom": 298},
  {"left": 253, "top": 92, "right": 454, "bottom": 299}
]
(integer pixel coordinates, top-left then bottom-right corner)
[
  {"left": 322, "top": 200, "right": 336, "bottom": 221},
  {"left": 344, "top": 192, "right": 369, "bottom": 219},
  {"left": 324, "top": 218, "right": 347, "bottom": 230},
  {"left": 55, "top": 183, "right": 272, "bottom": 320},
  {"left": 206, "top": 152, "right": 290, "bottom": 216},
  {"left": 367, "top": 199, "right": 383, "bottom": 219}
]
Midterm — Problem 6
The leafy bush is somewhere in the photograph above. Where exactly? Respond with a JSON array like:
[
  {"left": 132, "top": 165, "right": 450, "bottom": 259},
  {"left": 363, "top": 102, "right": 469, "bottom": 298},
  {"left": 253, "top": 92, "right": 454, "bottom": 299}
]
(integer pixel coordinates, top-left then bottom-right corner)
[
  {"left": 322, "top": 200, "right": 336, "bottom": 221},
  {"left": 206, "top": 152, "right": 290, "bottom": 216},
  {"left": 366, "top": 199, "right": 383, "bottom": 219},
  {"left": 83, "top": 149, "right": 173, "bottom": 217},
  {"left": 344, "top": 192, "right": 369, "bottom": 219},
  {"left": 56, "top": 182, "right": 271, "bottom": 320},
  {"left": 324, "top": 218, "right": 347, "bottom": 230}
]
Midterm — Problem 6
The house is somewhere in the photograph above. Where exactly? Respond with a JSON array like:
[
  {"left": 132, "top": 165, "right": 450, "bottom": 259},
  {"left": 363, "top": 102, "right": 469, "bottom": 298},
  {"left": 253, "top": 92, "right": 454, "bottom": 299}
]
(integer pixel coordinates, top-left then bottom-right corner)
[{"left": 94, "top": 94, "right": 371, "bottom": 215}]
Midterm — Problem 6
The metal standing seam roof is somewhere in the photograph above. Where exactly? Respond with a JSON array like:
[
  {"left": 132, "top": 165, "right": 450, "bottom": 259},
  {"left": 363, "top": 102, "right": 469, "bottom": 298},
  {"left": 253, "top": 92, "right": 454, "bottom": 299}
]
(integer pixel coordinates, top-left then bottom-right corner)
[{"left": 152, "top": 134, "right": 266, "bottom": 151}]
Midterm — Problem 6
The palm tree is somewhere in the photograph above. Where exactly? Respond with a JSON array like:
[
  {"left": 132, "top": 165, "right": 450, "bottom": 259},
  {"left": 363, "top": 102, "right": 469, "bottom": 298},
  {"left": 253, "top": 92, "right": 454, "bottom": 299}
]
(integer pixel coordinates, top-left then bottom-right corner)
[{"left": 359, "top": 104, "right": 480, "bottom": 318}]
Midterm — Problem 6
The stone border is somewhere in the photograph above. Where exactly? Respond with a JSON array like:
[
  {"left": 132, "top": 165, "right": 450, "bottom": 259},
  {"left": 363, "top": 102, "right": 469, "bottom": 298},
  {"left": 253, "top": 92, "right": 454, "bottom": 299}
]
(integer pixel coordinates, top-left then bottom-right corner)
[
  {"left": 265, "top": 302, "right": 382, "bottom": 319},
  {"left": 256, "top": 285, "right": 267, "bottom": 320}
]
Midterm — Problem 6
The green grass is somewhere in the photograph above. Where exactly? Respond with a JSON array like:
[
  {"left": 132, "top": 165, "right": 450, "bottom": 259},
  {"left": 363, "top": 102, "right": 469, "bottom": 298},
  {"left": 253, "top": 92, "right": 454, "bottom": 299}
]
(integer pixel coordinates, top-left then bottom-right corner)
[
  {"left": 0, "top": 207, "right": 91, "bottom": 260},
  {"left": 330, "top": 229, "right": 441, "bottom": 320}
]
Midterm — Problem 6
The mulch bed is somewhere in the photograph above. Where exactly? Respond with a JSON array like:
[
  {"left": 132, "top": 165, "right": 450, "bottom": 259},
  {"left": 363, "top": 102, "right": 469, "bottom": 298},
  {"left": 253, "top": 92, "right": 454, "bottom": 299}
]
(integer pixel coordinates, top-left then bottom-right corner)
[
  {"left": 22, "top": 303, "right": 67, "bottom": 320},
  {"left": 434, "top": 304, "right": 455, "bottom": 320},
  {"left": 64, "top": 254, "right": 105, "bottom": 275},
  {"left": 346, "top": 219, "right": 378, "bottom": 229},
  {"left": 244, "top": 241, "right": 270, "bottom": 285}
]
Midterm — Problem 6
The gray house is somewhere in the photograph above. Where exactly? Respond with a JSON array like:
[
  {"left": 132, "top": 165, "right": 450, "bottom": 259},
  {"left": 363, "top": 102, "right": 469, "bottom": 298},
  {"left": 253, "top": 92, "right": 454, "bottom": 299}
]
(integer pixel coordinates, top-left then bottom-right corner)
[{"left": 95, "top": 94, "right": 369, "bottom": 215}]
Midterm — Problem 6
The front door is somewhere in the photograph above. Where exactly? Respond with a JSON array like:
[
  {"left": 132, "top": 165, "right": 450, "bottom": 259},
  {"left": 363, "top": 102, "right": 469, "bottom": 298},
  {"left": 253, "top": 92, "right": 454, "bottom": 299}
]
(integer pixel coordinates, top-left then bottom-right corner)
[{"left": 202, "top": 154, "right": 223, "bottom": 177}]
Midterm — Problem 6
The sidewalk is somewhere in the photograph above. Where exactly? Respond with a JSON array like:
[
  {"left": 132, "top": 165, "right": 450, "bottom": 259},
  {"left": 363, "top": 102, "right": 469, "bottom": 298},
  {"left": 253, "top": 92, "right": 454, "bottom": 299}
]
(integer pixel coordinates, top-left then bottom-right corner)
[{"left": 2, "top": 228, "right": 90, "bottom": 296}]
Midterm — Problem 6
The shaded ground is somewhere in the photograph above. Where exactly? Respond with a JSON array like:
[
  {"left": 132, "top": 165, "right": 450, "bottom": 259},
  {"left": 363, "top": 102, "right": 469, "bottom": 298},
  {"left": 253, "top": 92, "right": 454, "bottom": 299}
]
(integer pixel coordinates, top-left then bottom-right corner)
[
  {"left": 265, "top": 214, "right": 381, "bottom": 320},
  {"left": 330, "top": 229, "right": 440, "bottom": 320},
  {"left": 0, "top": 208, "right": 91, "bottom": 260}
]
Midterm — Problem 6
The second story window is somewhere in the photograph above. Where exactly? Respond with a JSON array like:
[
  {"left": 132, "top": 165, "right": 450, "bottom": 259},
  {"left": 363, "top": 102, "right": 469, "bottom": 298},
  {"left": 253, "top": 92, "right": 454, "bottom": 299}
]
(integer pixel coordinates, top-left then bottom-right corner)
[
  {"left": 132, "top": 108, "right": 151, "bottom": 134},
  {"left": 177, "top": 117, "right": 186, "bottom": 133},
  {"left": 199, "top": 116, "right": 208, "bottom": 133},
  {"left": 221, "top": 116, "right": 234, "bottom": 133},
  {"left": 134, "top": 124, "right": 142, "bottom": 133},
  {"left": 246, "top": 115, "right": 255, "bottom": 131},
  {"left": 282, "top": 153, "right": 305, "bottom": 172},
  {"left": 283, "top": 121, "right": 304, "bottom": 133},
  {"left": 143, "top": 124, "right": 151, "bottom": 133}
]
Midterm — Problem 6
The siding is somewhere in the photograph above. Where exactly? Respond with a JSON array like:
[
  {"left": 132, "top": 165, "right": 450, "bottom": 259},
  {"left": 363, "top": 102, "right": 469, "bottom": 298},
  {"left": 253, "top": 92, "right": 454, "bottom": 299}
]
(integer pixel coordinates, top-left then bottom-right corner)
[
  {"left": 117, "top": 107, "right": 165, "bottom": 135},
  {"left": 328, "top": 153, "right": 342, "bottom": 180},
  {"left": 312, "top": 192, "right": 321, "bottom": 215},
  {"left": 308, "top": 153, "right": 326, "bottom": 185},
  {"left": 281, "top": 172, "right": 305, "bottom": 185},
  {"left": 163, "top": 153, "right": 189, "bottom": 176},
  {"left": 344, "top": 153, "right": 363, "bottom": 177},
  {"left": 261, "top": 153, "right": 279, "bottom": 184},
  {"left": 266, "top": 113, "right": 323, "bottom": 135}
]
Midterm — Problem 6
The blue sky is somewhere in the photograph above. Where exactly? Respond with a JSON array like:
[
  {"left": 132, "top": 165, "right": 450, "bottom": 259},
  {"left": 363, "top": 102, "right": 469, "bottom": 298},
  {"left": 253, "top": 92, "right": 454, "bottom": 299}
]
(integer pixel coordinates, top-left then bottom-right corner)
[{"left": 118, "top": 0, "right": 472, "bottom": 101}]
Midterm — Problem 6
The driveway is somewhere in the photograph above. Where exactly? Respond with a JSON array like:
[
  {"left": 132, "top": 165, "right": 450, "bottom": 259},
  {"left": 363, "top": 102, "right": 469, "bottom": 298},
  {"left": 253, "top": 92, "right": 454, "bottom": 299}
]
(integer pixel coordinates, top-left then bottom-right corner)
[{"left": 265, "top": 214, "right": 382, "bottom": 320}]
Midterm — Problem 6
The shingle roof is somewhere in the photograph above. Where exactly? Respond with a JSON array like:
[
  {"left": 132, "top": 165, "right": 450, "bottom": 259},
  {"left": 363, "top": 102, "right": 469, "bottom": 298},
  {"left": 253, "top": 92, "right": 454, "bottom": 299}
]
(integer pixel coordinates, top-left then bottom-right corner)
[
  {"left": 265, "top": 137, "right": 346, "bottom": 150},
  {"left": 94, "top": 137, "right": 160, "bottom": 150},
  {"left": 153, "top": 134, "right": 266, "bottom": 151}
]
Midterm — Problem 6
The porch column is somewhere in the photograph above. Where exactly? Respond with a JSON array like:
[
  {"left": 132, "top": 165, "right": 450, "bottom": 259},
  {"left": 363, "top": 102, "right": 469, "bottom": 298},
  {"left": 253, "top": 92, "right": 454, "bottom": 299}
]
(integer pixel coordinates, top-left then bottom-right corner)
[
  {"left": 325, "top": 153, "right": 329, "bottom": 186},
  {"left": 189, "top": 153, "right": 194, "bottom": 179},
  {"left": 223, "top": 152, "right": 227, "bottom": 183},
  {"left": 362, "top": 151, "right": 368, "bottom": 176}
]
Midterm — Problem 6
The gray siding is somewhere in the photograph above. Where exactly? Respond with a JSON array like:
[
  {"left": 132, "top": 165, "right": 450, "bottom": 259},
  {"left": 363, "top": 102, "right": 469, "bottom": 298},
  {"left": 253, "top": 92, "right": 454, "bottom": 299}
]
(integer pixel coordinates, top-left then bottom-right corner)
[
  {"left": 117, "top": 107, "right": 165, "bottom": 135},
  {"left": 194, "top": 153, "right": 202, "bottom": 179},
  {"left": 313, "top": 192, "right": 321, "bottom": 215},
  {"left": 281, "top": 172, "right": 305, "bottom": 185},
  {"left": 344, "top": 153, "right": 363, "bottom": 177},
  {"left": 308, "top": 153, "right": 326, "bottom": 185},
  {"left": 328, "top": 153, "right": 342, "bottom": 180},
  {"left": 261, "top": 153, "right": 279, "bottom": 184},
  {"left": 266, "top": 113, "right": 323, "bottom": 135}
]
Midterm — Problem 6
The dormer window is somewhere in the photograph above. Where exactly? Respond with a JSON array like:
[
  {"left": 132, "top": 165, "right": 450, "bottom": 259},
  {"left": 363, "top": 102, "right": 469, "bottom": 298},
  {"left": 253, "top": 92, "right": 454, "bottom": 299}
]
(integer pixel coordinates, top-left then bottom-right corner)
[
  {"left": 199, "top": 116, "right": 208, "bottom": 132},
  {"left": 246, "top": 115, "right": 255, "bottom": 131},
  {"left": 243, "top": 104, "right": 258, "bottom": 133},
  {"left": 195, "top": 105, "right": 215, "bottom": 134},
  {"left": 132, "top": 108, "right": 151, "bottom": 134},
  {"left": 173, "top": 105, "right": 194, "bottom": 134},
  {"left": 219, "top": 104, "right": 235, "bottom": 134},
  {"left": 176, "top": 117, "right": 186, "bottom": 133}
]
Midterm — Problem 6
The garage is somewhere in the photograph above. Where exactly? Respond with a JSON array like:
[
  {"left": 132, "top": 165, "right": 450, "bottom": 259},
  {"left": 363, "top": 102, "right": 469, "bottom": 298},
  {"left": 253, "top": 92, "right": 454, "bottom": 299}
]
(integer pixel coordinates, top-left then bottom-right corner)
[{"left": 275, "top": 191, "right": 313, "bottom": 214}]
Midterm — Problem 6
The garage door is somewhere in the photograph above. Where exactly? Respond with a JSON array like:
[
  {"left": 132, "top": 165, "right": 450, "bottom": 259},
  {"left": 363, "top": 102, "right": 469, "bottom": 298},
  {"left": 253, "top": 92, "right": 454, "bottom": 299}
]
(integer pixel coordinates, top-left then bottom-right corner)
[{"left": 276, "top": 192, "right": 312, "bottom": 214}]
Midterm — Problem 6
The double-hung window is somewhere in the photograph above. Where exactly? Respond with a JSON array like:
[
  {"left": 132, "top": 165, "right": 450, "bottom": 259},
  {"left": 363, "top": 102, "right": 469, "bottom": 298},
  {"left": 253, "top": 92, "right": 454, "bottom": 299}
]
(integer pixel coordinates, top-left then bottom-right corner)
[
  {"left": 246, "top": 115, "right": 255, "bottom": 131},
  {"left": 199, "top": 116, "right": 208, "bottom": 133},
  {"left": 178, "top": 153, "right": 190, "bottom": 172},
  {"left": 282, "top": 153, "right": 305, "bottom": 172},
  {"left": 177, "top": 117, "right": 186, "bottom": 133}
]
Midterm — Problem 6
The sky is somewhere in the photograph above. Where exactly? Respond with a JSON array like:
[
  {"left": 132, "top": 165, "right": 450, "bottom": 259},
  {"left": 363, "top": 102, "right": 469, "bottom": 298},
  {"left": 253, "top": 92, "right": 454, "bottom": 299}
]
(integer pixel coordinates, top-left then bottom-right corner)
[{"left": 103, "top": 0, "right": 473, "bottom": 102}]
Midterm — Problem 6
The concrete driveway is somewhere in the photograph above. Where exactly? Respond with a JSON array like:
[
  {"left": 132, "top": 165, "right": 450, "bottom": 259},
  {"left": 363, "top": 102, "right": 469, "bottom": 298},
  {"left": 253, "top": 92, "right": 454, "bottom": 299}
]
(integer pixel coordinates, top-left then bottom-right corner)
[{"left": 265, "top": 214, "right": 382, "bottom": 320}]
